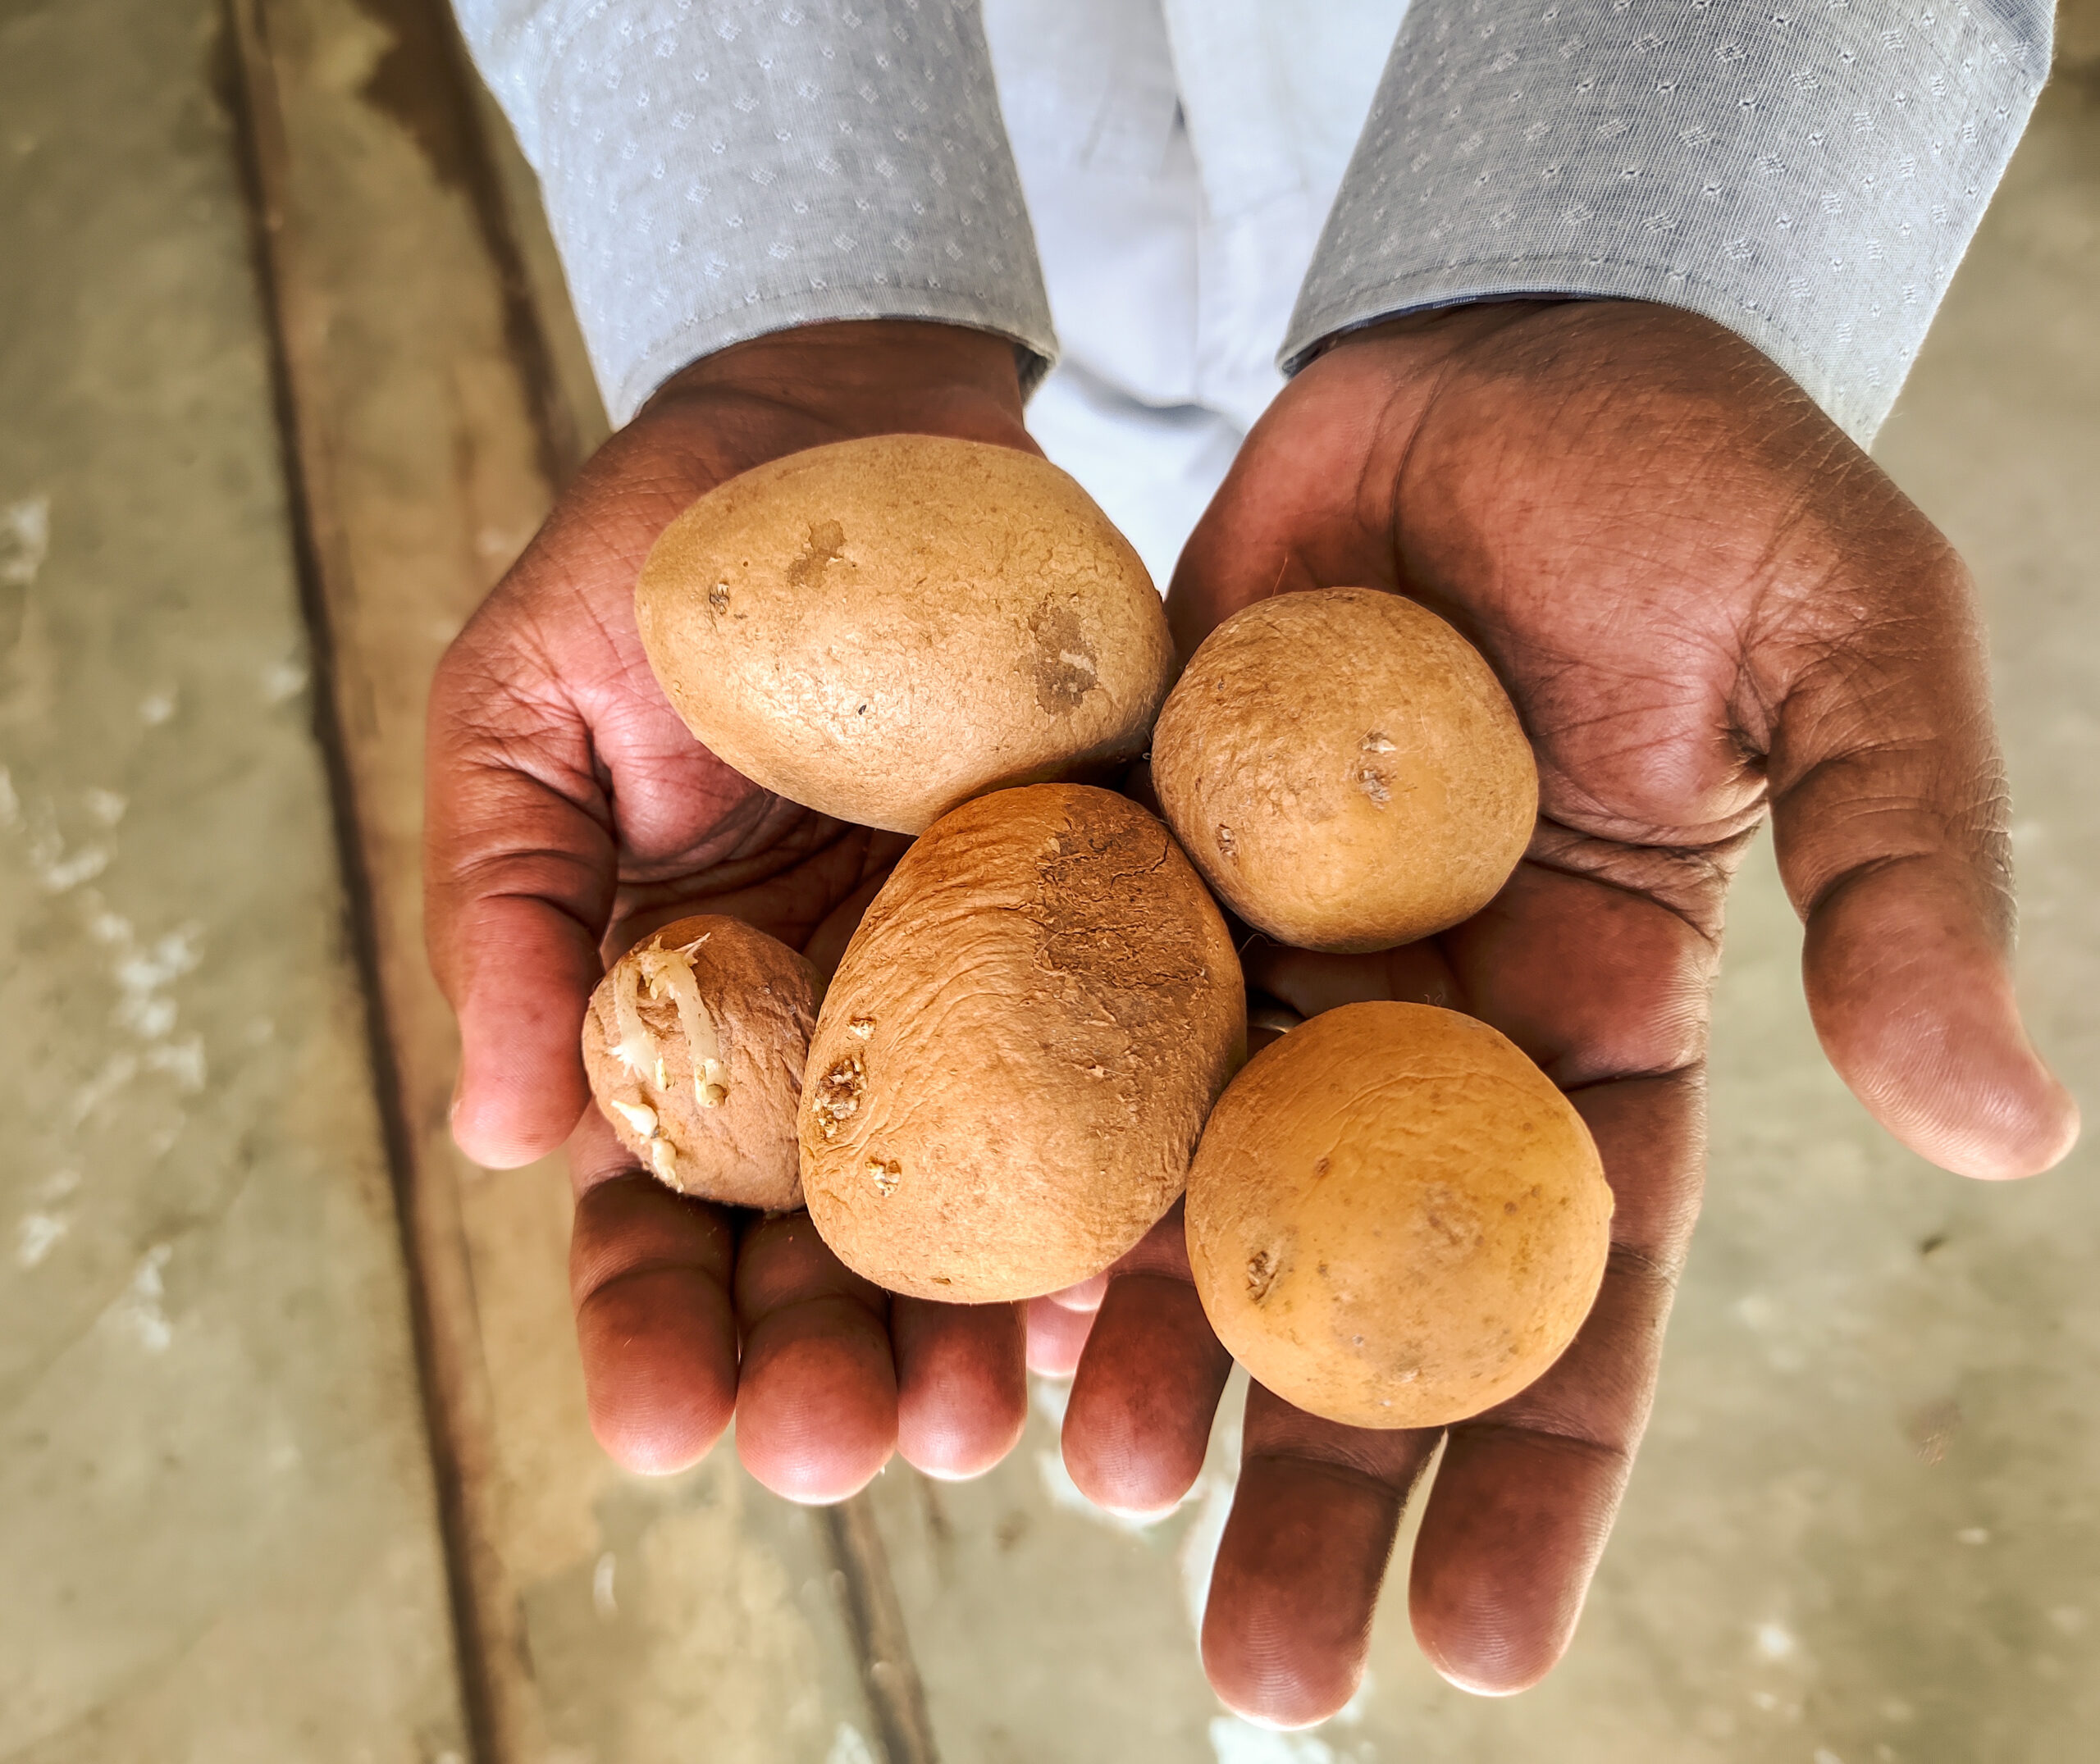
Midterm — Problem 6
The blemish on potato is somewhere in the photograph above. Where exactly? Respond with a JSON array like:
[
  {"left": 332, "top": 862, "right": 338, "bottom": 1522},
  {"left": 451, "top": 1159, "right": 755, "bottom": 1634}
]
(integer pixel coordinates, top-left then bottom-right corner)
[
  {"left": 811, "top": 1053, "right": 866, "bottom": 1142},
  {"left": 786, "top": 518, "right": 847, "bottom": 587}
]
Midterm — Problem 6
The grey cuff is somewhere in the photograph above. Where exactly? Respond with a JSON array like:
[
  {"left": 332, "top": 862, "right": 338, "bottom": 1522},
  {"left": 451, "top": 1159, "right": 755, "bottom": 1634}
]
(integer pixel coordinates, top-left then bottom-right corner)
[
  {"left": 1286, "top": 0, "right": 2052, "bottom": 444},
  {"left": 455, "top": 0, "right": 1057, "bottom": 426}
]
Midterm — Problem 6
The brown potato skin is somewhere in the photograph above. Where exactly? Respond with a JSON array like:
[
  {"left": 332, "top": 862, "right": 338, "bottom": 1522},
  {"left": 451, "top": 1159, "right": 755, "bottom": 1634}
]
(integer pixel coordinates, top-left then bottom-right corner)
[
  {"left": 1152, "top": 588, "right": 1538, "bottom": 953},
  {"left": 1186, "top": 1001, "right": 1612, "bottom": 1429},
  {"left": 801, "top": 784, "right": 1246, "bottom": 1302},
  {"left": 634, "top": 435, "right": 1175, "bottom": 834},
  {"left": 582, "top": 914, "right": 821, "bottom": 1212}
]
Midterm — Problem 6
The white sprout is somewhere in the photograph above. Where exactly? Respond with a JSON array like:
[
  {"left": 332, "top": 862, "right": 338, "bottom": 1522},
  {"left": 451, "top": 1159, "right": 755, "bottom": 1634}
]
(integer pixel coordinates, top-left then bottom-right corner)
[
  {"left": 609, "top": 1099, "right": 659, "bottom": 1138},
  {"left": 640, "top": 937, "right": 730, "bottom": 1108}
]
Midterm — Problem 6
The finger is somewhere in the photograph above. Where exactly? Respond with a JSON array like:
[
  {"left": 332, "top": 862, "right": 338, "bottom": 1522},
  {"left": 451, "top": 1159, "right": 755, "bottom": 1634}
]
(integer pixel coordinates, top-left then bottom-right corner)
[
  {"left": 733, "top": 1211, "right": 897, "bottom": 1502},
  {"left": 1769, "top": 555, "right": 2076, "bottom": 1177},
  {"left": 891, "top": 1298, "right": 1028, "bottom": 1479},
  {"left": 1025, "top": 1274, "right": 1109, "bottom": 1379},
  {"left": 568, "top": 1112, "right": 739, "bottom": 1475},
  {"left": 1408, "top": 1069, "right": 1701, "bottom": 1693},
  {"left": 1202, "top": 1385, "right": 1440, "bottom": 1728},
  {"left": 1063, "top": 1202, "right": 1233, "bottom": 1515},
  {"left": 427, "top": 625, "right": 614, "bottom": 1169}
]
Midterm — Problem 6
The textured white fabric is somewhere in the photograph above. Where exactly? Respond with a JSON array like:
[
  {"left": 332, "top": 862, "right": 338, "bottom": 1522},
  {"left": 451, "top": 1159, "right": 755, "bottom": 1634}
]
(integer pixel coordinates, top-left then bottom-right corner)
[
  {"left": 1288, "top": 0, "right": 2055, "bottom": 440},
  {"left": 454, "top": 0, "right": 2053, "bottom": 446},
  {"left": 453, "top": 0, "right": 1055, "bottom": 424}
]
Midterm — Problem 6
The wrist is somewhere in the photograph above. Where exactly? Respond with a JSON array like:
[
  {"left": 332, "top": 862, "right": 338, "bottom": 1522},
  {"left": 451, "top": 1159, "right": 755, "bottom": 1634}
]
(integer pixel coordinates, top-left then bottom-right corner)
[{"left": 643, "top": 320, "right": 1029, "bottom": 434}]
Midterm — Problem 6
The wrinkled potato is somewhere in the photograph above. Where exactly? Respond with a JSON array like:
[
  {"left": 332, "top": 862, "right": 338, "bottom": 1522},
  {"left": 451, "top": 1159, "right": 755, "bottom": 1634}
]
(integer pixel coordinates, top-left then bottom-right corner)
[
  {"left": 635, "top": 435, "right": 1175, "bottom": 834},
  {"left": 582, "top": 914, "right": 820, "bottom": 1212},
  {"left": 800, "top": 783, "right": 1245, "bottom": 1301},
  {"left": 1186, "top": 1001, "right": 1611, "bottom": 1429},
  {"left": 1152, "top": 588, "right": 1536, "bottom": 952}
]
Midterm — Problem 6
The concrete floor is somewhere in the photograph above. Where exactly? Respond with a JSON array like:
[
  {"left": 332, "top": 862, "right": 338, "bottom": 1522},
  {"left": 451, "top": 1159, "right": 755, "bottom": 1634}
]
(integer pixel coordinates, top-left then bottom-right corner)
[
  {"left": 2, "top": 2, "right": 2094, "bottom": 1760},
  {"left": 0, "top": 0, "right": 468, "bottom": 1756}
]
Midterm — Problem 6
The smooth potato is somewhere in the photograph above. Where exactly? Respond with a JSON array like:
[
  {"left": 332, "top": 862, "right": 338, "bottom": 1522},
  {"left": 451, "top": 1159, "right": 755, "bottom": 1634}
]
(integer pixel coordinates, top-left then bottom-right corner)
[
  {"left": 582, "top": 914, "right": 820, "bottom": 1212},
  {"left": 1186, "top": 1001, "right": 1611, "bottom": 1429},
  {"left": 636, "top": 435, "right": 1174, "bottom": 833},
  {"left": 1152, "top": 588, "right": 1536, "bottom": 952},
  {"left": 801, "top": 784, "right": 1245, "bottom": 1301}
]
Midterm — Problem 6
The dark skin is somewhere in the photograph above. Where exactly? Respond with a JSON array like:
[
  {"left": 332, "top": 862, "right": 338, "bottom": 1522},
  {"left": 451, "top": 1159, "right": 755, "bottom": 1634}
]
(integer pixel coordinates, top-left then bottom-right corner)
[{"left": 424, "top": 307, "right": 2076, "bottom": 1725}]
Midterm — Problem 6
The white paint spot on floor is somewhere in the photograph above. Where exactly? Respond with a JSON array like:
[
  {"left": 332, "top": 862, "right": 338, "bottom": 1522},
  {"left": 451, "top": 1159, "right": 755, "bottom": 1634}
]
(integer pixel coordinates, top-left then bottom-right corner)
[
  {"left": 0, "top": 765, "right": 20, "bottom": 827},
  {"left": 1733, "top": 1292, "right": 1775, "bottom": 1329},
  {"left": 1209, "top": 1716, "right": 1337, "bottom": 1763},
  {"left": 824, "top": 1722, "right": 877, "bottom": 1764},
  {"left": 15, "top": 1210, "right": 69, "bottom": 1267},
  {"left": 1754, "top": 1620, "right": 1796, "bottom": 1660},
  {"left": 95, "top": 914, "right": 204, "bottom": 1060},
  {"left": 35, "top": 1168, "right": 81, "bottom": 1201},
  {"left": 116, "top": 1243, "right": 175, "bottom": 1351},
  {"left": 84, "top": 787, "right": 126, "bottom": 826},
  {"left": 139, "top": 686, "right": 177, "bottom": 725},
  {"left": 69, "top": 1052, "right": 139, "bottom": 1126},
  {"left": 146, "top": 1034, "right": 208, "bottom": 1093},
  {"left": 1, "top": 494, "right": 51, "bottom": 586},
  {"left": 262, "top": 655, "right": 310, "bottom": 704},
  {"left": 31, "top": 831, "right": 110, "bottom": 892},
  {"left": 592, "top": 1550, "right": 618, "bottom": 1618},
  {"left": 1956, "top": 1526, "right": 1991, "bottom": 1546},
  {"left": 1814, "top": 1748, "right": 1846, "bottom": 1764},
  {"left": 2048, "top": 1605, "right": 2087, "bottom": 1634}
]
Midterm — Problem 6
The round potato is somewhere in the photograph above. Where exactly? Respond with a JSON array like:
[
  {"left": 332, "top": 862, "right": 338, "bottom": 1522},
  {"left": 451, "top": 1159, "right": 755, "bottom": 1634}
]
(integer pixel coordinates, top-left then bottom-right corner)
[
  {"left": 1185, "top": 1001, "right": 1611, "bottom": 1429},
  {"left": 1152, "top": 588, "right": 1537, "bottom": 952},
  {"left": 582, "top": 914, "right": 821, "bottom": 1212},
  {"left": 635, "top": 435, "right": 1174, "bottom": 834},
  {"left": 801, "top": 783, "right": 1245, "bottom": 1301}
]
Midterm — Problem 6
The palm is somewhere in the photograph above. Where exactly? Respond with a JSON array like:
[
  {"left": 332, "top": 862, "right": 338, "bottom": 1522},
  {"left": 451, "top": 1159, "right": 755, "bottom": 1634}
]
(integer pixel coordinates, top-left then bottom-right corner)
[
  {"left": 1053, "top": 299, "right": 2075, "bottom": 1721},
  {"left": 425, "top": 322, "right": 1040, "bottom": 1499}
]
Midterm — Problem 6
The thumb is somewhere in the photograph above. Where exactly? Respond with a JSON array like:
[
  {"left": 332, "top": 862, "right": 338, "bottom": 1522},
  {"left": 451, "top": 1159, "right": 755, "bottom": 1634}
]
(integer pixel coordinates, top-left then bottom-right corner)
[
  {"left": 1769, "top": 554, "right": 2078, "bottom": 1181},
  {"left": 424, "top": 634, "right": 613, "bottom": 1169}
]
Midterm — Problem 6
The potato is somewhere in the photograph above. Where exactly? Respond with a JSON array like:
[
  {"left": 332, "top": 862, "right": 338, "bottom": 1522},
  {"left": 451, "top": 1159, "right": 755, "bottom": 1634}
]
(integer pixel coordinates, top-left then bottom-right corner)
[
  {"left": 1185, "top": 1001, "right": 1611, "bottom": 1429},
  {"left": 582, "top": 914, "right": 821, "bottom": 1212},
  {"left": 1151, "top": 588, "right": 1536, "bottom": 952},
  {"left": 635, "top": 435, "right": 1174, "bottom": 834},
  {"left": 800, "top": 783, "right": 1245, "bottom": 1301}
]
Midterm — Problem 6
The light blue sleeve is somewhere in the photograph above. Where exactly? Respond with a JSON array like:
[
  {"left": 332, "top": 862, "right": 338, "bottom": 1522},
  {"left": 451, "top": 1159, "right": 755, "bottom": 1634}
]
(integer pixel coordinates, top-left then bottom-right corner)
[
  {"left": 450, "top": 0, "right": 1057, "bottom": 426},
  {"left": 1286, "top": 0, "right": 2055, "bottom": 442}
]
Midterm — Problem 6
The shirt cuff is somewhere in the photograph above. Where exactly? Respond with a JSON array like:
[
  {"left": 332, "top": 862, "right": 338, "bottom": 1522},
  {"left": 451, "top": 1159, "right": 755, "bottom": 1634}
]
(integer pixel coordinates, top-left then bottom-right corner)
[
  {"left": 454, "top": 0, "right": 1057, "bottom": 426},
  {"left": 1285, "top": 0, "right": 2052, "bottom": 444}
]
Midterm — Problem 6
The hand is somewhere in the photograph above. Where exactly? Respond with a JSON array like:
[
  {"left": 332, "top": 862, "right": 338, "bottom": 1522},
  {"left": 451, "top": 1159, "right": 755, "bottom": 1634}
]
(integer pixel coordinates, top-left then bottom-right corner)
[
  {"left": 425, "top": 321, "right": 1039, "bottom": 1497},
  {"left": 1055, "top": 300, "right": 2079, "bottom": 1722}
]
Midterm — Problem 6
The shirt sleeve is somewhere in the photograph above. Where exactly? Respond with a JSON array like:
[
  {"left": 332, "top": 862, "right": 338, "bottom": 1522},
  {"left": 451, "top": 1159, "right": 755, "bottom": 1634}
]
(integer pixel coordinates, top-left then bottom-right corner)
[
  {"left": 451, "top": 0, "right": 1057, "bottom": 426},
  {"left": 1285, "top": 0, "right": 2054, "bottom": 444}
]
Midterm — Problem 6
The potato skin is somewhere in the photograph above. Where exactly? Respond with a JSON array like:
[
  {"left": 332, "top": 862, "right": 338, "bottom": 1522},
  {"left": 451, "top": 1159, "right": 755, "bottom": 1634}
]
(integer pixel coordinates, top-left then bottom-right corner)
[
  {"left": 634, "top": 435, "right": 1174, "bottom": 834},
  {"left": 801, "top": 784, "right": 1246, "bottom": 1302},
  {"left": 582, "top": 914, "right": 821, "bottom": 1212},
  {"left": 1152, "top": 588, "right": 1537, "bottom": 953},
  {"left": 1185, "top": 1001, "right": 1611, "bottom": 1429}
]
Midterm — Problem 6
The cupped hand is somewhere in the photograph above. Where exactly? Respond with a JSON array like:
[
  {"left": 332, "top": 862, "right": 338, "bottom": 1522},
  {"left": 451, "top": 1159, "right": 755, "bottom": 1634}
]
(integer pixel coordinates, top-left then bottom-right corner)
[
  {"left": 425, "top": 321, "right": 1038, "bottom": 1498},
  {"left": 1057, "top": 299, "right": 2079, "bottom": 1722}
]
